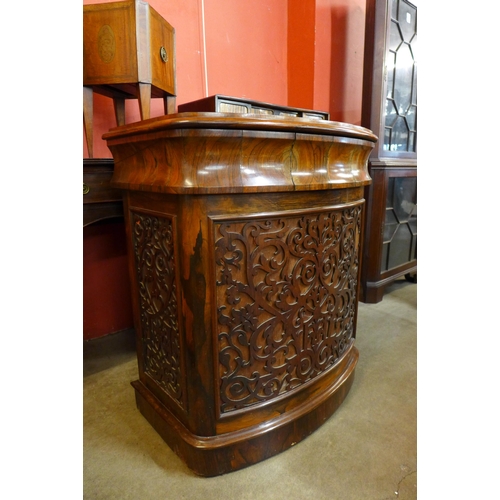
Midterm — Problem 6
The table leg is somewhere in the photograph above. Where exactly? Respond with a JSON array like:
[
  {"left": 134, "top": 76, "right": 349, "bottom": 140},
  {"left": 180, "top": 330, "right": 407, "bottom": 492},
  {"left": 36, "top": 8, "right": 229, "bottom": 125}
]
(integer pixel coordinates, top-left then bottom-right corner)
[
  {"left": 83, "top": 86, "right": 94, "bottom": 158},
  {"left": 138, "top": 83, "right": 151, "bottom": 120},
  {"left": 113, "top": 97, "right": 126, "bottom": 127}
]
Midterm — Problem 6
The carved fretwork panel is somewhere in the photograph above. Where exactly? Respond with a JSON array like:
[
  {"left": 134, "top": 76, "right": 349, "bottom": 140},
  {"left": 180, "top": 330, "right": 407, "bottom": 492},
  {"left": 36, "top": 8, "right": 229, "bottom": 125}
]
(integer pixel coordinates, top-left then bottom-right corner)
[
  {"left": 214, "top": 204, "right": 363, "bottom": 413},
  {"left": 131, "top": 211, "right": 184, "bottom": 408}
]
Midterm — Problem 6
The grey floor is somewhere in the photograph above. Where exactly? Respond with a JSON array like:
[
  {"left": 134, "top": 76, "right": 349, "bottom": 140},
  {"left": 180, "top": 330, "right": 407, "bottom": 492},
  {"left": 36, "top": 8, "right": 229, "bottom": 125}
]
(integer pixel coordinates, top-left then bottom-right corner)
[{"left": 83, "top": 277, "right": 417, "bottom": 499}]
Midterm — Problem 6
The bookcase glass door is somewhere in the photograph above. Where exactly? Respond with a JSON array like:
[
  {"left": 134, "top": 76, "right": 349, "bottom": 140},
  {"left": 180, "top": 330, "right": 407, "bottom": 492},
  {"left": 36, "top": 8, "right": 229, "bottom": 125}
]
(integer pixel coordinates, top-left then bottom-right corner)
[
  {"left": 384, "top": 0, "right": 417, "bottom": 153},
  {"left": 381, "top": 175, "right": 417, "bottom": 272},
  {"left": 360, "top": 0, "right": 417, "bottom": 303}
]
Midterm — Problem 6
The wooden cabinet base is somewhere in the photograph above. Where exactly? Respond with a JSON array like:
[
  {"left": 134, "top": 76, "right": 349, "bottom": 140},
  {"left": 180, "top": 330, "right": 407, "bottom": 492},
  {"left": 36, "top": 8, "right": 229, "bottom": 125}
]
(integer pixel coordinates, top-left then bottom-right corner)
[
  {"left": 361, "top": 264, "right": 417, "bottom": 303},
  {"left": 132, "top": 345, "right": 357, "bottom": 476}
]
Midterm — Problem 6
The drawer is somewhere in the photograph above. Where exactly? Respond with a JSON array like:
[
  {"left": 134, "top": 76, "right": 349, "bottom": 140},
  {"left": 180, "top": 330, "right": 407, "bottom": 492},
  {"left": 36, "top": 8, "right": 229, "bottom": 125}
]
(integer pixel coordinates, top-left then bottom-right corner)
[{"left": 83, "top": 159, "right": 122, "bottom": 204}]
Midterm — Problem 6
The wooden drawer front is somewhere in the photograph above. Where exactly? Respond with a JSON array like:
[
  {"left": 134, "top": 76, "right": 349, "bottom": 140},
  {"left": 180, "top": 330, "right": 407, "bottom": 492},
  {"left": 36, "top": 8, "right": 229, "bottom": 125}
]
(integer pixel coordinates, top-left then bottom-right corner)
[
  {"left": 83, "top": 0, "right": 175, "bottom": 95},
  {"left": 83, "top": 161, "right": 122, "bottom": 204},
  {"left": 83, "top": 1, "right": 138, "bottom": 86},
  {"left": 149, "top": 7, "right": 176, "bottom": 95}
]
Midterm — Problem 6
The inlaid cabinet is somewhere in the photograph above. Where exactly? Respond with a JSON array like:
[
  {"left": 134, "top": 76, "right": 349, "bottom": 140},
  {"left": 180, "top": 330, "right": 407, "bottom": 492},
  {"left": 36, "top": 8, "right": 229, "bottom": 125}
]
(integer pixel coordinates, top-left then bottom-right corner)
[{"left": 83, "top": 0, "right": 176, "bottom": 157}]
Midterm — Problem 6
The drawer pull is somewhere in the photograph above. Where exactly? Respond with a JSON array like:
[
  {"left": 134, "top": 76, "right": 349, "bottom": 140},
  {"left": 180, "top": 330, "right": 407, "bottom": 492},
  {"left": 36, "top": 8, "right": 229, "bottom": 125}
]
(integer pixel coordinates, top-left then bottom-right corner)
[
  {"left": 83, "top": 183, "right": 90, "bottom": 195},
  {"left": 160, "top": 46, "right": 168, "bottom": 63}
]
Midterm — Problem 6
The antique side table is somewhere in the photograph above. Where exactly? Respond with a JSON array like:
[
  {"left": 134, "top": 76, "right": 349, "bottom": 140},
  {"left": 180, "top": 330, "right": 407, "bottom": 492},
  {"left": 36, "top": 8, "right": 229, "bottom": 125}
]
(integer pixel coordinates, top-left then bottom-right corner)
[
  {"left": 103, "top": 112, "right": 377, "bottom": 476},
  {"left": 83, "top": 0, "right": 176, "bottom": 157}
]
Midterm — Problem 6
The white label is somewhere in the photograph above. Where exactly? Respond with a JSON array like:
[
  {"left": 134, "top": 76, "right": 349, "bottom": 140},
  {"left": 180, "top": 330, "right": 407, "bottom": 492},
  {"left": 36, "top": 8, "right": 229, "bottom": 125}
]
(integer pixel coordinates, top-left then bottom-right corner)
[{"left": 406, "top": 12, "right": 411, "bottom": 23}]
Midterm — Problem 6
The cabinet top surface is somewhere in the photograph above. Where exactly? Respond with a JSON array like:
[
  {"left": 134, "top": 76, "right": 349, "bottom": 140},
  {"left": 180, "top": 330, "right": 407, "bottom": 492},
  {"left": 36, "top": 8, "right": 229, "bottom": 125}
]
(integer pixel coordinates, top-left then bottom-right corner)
[
  {"left": 105, "top": 113, "right": 376, "bottom": 195},
  {"left": 102, "top": 112, "right": 378, "bottom": 143}
]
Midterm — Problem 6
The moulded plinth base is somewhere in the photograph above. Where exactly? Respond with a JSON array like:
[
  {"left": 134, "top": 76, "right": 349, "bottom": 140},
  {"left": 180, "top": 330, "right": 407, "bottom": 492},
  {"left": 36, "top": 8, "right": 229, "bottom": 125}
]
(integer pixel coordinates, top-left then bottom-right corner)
[
  {"left": 361, "top": 264, "right": 417, "bottom": 304},
  {"left": 132, "top": 346, "right": 358, "bottom": 477}
]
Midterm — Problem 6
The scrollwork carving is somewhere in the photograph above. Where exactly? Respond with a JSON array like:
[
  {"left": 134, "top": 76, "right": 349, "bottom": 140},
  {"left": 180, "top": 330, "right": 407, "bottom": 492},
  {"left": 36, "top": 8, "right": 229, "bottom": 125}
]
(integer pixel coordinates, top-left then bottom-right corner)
[
  {"left": 132, "top": 212, "right": 183, "bottom": 407},
  {"left": 215, "top": 205, "right": 362, "bottom": 413}
]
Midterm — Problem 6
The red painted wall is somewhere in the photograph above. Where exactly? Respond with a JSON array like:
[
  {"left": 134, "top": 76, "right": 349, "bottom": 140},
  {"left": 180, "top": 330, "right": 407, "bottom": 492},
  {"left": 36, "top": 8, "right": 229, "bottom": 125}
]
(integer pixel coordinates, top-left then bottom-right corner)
[
  {"left": 288, "top": 0, "right": 367, "bottom": 121},
  {"left": 83, "top": 0, "right": 368, "bottom": 339},
  {"left": 204, "top": 0, "right": 288, "bottom": 105},
  {"left": 83, "top": 221, "right": 134, "bottom": 339},
  {"left": 314, "top": 0, "right": 367, "bottom": 123},
  {"left": 288, "top": 0, "right": 316, "bottom": 110}
]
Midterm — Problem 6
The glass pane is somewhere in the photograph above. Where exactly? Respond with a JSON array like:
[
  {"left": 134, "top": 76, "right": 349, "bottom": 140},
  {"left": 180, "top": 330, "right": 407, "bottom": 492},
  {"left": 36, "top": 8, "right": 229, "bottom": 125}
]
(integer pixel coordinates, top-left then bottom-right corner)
[
  {"left": 391, "top": 117, "right": 409, "bottom": 151},
  {"left": 406, "top": 105, "right": 416, "bottom": 130},
  {"left": 381, "top": 243, "right": 389, "bottom": 272},
  {"left": 386, "top": 177, "right": 395, "bottom": 206},
  {"left": 385, "top": 209, "right": 398, "bottom": 225},
  {"left": 412, "top": 56, "right": 417, "bottom": 105},
  {"left": 391, "top": 0, "right": 398, "bottom": 21},
  {"left": 384, "top": 128, "right": 392, "bottom": 149},
  {"left": 381, "top": 175, "right": 417, "bottom": 271},
  {"left": 386, "top": 52, "right": 396, "bottom": 98},
  {"left": 393, "top": 177, "right": 416, "bottom": 223},
  {"left": 387, "top": 224, "right": 413, "bottom": 269},
  {"left": 398, "top": 1, "right": 416, "bottom": 42},
  {"left": 383, "top": 0, "right": 417, "bottom": 153},
  {"left": 385, "top": 99, "right": 398, "bottom": 127},
  {"left": 408, "top": 132, "right": 415, "bottom": 152},
  {"left": 410, "top": 33, "right": 417, "bottom": 68},
  {"left": 393, "top": 43, "right": 413, "bottom": 114},
  {"left": 384, "top": 221, "right": 398, "bottom": 243},
  {"left": 389, "top": 20, "right": 402, "bottom": 51},
  {"left": 409, "top": 215, "right": 417, "bottom": 234}
]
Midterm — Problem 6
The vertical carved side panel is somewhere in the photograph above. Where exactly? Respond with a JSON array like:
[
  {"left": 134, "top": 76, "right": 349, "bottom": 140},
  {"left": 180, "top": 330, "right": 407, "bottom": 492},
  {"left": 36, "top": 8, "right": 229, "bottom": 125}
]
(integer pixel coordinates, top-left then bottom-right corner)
[
  {"left": 131, "top": 211, "right": 185, "bottom": 409},
  {"left": 214, "top": 203, "right": 363, "bottom": 414}
]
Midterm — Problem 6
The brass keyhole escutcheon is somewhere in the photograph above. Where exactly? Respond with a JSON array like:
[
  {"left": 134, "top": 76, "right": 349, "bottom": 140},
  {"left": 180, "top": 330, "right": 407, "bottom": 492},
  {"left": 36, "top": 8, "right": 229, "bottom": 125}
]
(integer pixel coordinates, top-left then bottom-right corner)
[
  {"left": 83, "top": 183, "right": 90, "bottom": 195},
  {"left": 160, "top": 46, "right": 168, "bottom": 63}
]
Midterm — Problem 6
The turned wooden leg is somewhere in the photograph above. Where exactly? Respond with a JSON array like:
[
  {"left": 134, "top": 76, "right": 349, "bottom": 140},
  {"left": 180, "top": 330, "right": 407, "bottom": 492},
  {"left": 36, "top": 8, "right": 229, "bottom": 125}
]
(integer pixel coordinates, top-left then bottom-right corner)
[
  {"left": 113, "top": 97, "right": 126, "bottom": 127},
  {"left": 83, "top": 86, "right": 94, "bottom": 158},
  {"left": 138, "top": 83, "right": 151, "bottom": 120}
]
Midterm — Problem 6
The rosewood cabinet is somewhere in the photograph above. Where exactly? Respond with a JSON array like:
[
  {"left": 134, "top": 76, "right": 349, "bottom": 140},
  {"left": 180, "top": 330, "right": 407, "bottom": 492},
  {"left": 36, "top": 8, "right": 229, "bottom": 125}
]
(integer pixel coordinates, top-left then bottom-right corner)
[
  {"left": 104, "top": 112, "right": 376, "bottom": 476},
  {"left": 360, "top": 0, "right": 417, "bottom": 303}
]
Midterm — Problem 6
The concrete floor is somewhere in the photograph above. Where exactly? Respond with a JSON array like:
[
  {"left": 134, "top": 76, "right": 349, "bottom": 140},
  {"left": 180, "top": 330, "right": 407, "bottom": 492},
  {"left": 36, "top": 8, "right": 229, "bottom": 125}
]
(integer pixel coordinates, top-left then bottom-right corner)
[{"left": 83, "top": 277, "right": 417, "bottom": 499}]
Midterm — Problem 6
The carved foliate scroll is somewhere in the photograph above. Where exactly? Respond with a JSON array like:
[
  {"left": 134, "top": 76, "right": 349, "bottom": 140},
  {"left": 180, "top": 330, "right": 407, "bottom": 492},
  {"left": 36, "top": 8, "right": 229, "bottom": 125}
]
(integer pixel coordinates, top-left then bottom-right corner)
[
  {"left": 131, "top": 211, "right": 184, "bottom": 407},
  {"left": 215, "top": 205, "right": 362, "bottom": 413}
]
